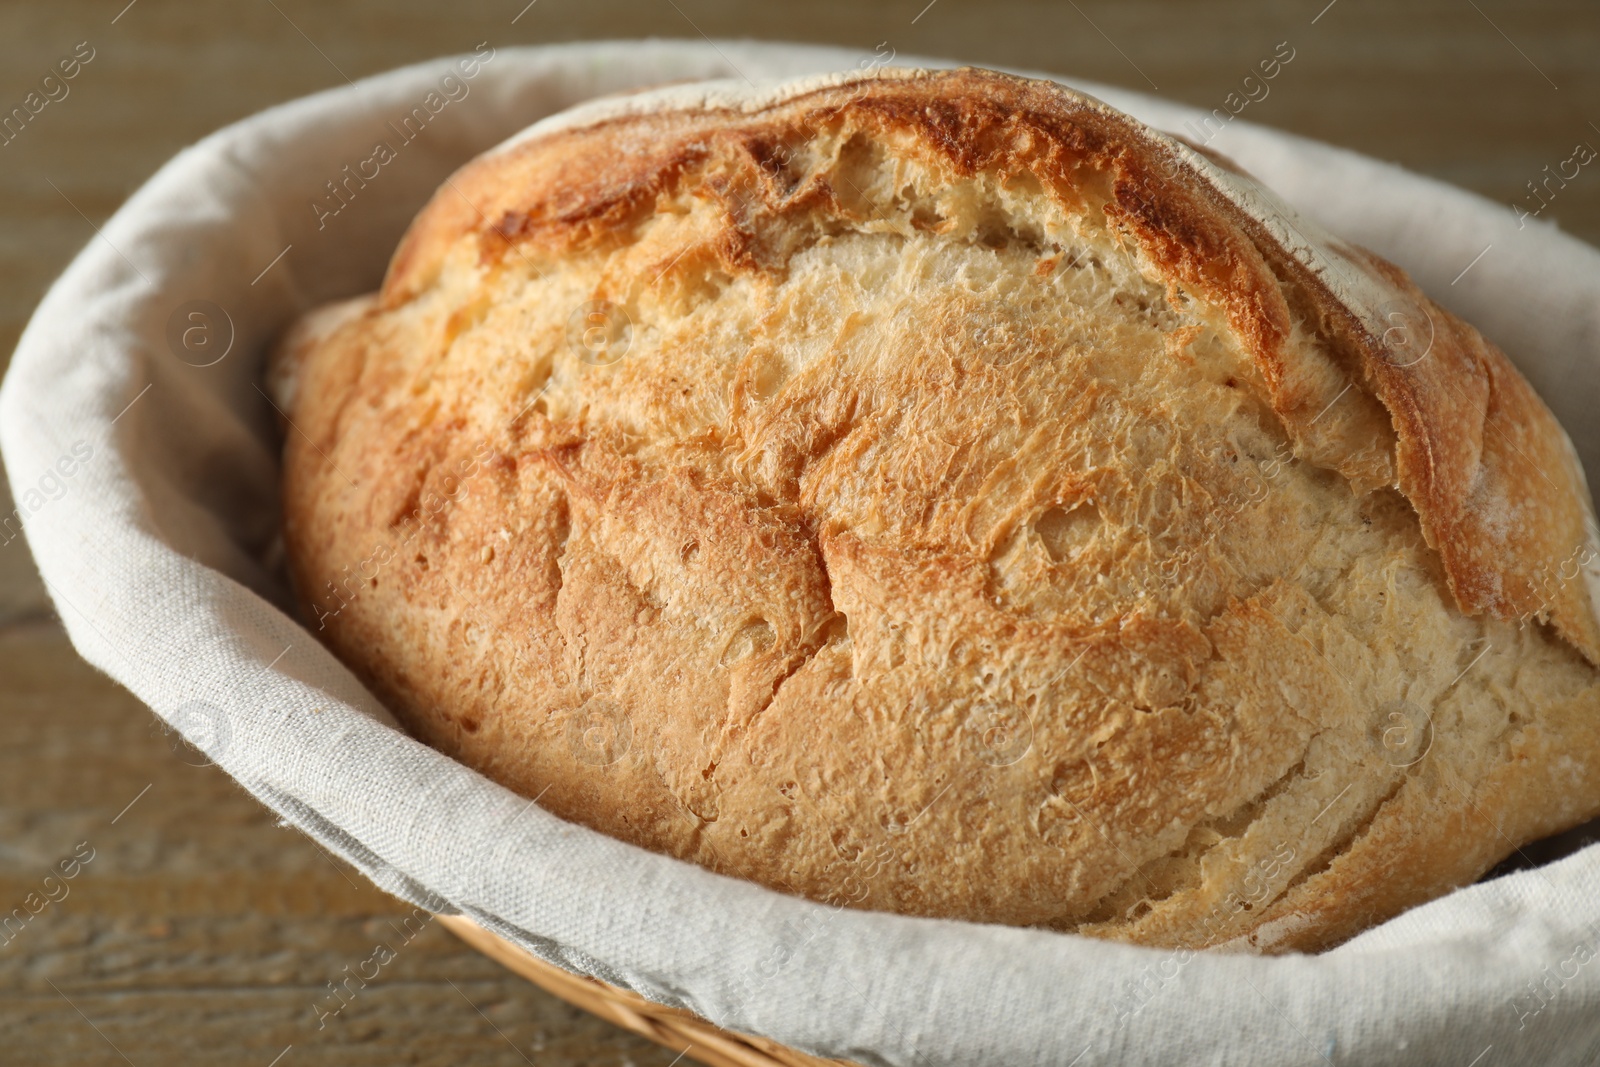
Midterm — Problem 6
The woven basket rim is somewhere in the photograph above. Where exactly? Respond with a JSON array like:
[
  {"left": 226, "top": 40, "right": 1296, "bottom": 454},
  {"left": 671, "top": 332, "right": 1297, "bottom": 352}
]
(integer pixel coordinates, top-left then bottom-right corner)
[{"left": 437, "top": 913, "right": 862, "bottom": 1067}]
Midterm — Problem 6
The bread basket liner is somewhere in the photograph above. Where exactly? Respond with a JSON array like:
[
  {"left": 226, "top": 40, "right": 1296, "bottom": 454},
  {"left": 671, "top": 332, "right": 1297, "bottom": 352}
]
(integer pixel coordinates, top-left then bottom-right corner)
[{"left": 7, "top": 39, "right": 1600, "bottom": 1066}]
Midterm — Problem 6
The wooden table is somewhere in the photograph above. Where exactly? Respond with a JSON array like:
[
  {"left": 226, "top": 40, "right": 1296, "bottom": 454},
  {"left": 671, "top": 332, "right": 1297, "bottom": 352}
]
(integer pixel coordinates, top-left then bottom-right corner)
[{"left": 1, "top": 1, "right": 1597, "bottom": 1063}]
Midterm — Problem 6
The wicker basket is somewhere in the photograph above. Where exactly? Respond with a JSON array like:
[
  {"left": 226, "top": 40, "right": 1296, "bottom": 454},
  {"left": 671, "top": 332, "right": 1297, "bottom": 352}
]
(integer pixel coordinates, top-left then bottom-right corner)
[{"left": 439, "top": 914, "right": 863, "bottom": 1067}]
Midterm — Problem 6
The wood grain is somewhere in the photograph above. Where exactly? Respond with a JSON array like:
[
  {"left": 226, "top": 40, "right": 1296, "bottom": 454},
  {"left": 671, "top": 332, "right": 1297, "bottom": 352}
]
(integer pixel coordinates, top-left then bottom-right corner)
[{"left": 1, "top": 0, "right": 1597, "bottom": 1063}]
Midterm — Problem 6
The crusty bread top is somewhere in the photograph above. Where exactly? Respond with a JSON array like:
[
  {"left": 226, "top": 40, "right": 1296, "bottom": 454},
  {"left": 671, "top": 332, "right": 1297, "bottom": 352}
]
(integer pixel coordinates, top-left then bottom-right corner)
[
  {"left": 381, "top": 67, "right": 1600, "bottom": 661},
  {"left": 275, "top": 67, "right": 1600, "bottom": 953}
]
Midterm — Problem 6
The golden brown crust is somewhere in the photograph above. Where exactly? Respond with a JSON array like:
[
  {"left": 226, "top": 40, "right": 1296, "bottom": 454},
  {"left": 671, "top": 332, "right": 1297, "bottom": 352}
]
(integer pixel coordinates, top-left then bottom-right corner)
[
  {"left": 384, "top": 68, "right": 1600, "bottom": 661},
  {"left": 276, "top": 67, "right": 1600, "bottom": 952}
]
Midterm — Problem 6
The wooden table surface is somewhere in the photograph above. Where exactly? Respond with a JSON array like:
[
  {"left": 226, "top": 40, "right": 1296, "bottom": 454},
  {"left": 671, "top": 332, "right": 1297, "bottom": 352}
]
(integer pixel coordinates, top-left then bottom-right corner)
[{"left": 2, "top": 1, "right": 1599, "bottom": 1063}]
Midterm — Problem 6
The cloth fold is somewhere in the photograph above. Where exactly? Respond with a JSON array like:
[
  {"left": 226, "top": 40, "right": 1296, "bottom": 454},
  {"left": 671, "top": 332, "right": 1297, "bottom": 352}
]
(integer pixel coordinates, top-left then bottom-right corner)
[{"left": 6, "top": 39, "right": 1600, "bottom": 1066}]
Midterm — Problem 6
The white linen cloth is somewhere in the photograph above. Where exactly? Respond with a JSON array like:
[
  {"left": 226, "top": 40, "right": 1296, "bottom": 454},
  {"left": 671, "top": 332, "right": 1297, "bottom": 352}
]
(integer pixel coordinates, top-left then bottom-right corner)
[{"left": 6, "top": 39, "right": 1600, "bottom": 1067}]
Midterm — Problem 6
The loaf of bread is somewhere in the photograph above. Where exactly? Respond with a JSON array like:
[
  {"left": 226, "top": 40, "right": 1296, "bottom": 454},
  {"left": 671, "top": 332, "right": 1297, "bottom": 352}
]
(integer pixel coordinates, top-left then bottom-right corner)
[{"left": 270, "top": 67, "right": 1600, "bottom": 953}]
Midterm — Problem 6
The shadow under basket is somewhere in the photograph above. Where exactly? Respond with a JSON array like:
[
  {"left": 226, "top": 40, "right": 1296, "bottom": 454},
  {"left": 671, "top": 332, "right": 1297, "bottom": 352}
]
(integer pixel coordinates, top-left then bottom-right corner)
[{"left": 438, "top": 915, "right": 863, "bottom": 1067}]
